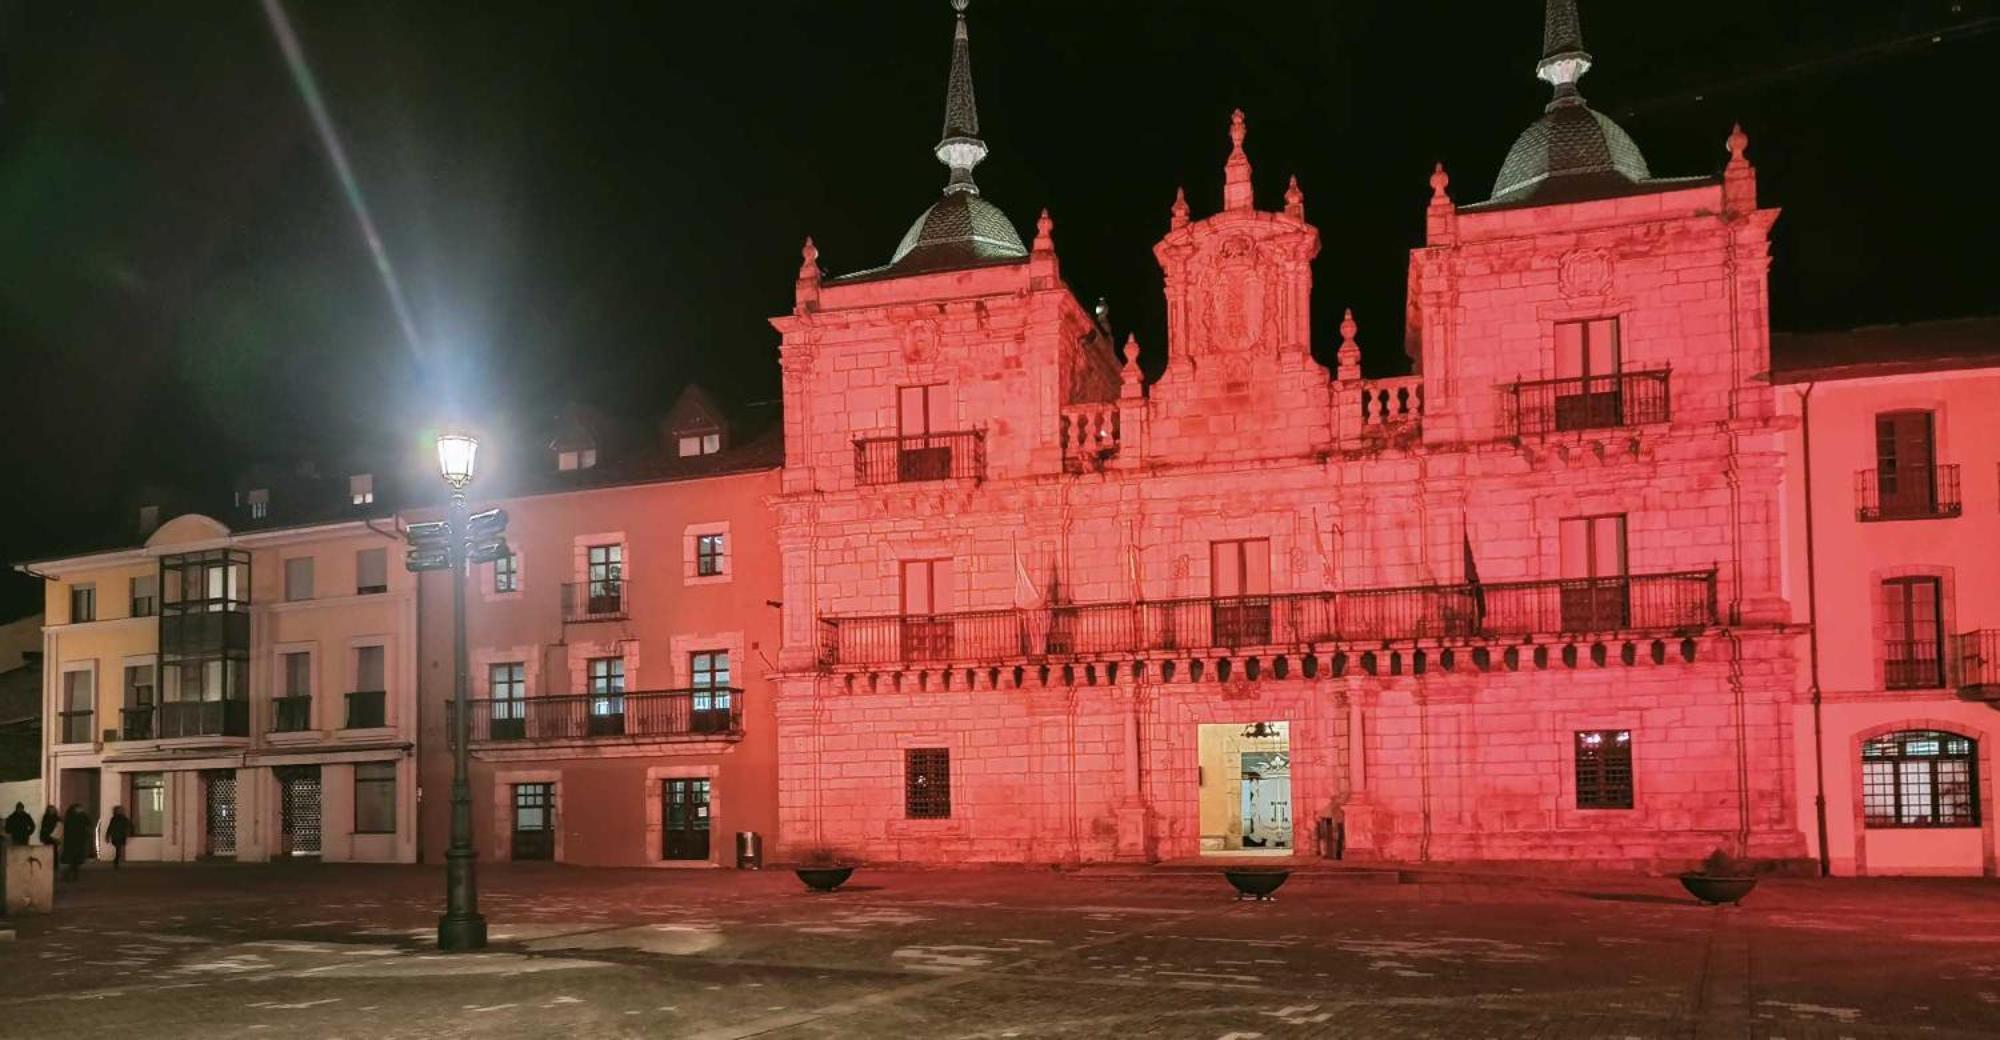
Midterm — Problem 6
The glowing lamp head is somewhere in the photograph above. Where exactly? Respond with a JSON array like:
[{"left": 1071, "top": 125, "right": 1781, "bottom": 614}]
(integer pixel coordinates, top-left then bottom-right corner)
[{"left": 436, "top": 431, "right": 479, "bottom": 490}]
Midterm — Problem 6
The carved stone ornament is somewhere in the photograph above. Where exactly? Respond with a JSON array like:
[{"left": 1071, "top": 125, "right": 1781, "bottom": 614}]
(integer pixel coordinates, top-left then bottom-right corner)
[
  {"left": 903, "top": 319, "right": 940, "bottom": 364},
  {"left": 1198, "top": 235, "right": 1267, "bottom": 354},
  {"left": 1557, "top": 248, "right": 1614, "bottom": 297}
]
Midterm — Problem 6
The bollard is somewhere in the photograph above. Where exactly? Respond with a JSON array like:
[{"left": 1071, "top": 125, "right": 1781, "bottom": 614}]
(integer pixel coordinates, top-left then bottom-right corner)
[{"left": 735, "top": 831, "right": 762, "bottom": 870}]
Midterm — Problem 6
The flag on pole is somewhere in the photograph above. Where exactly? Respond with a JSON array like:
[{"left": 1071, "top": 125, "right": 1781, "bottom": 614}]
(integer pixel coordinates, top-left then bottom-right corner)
[{"left": 1462, "top": 513, "right": 1486, "bottom": 631}]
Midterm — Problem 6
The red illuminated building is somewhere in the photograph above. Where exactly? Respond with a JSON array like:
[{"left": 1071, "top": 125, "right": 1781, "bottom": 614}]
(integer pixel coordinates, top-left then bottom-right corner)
[{"left": 767, "top": 0, "right": 1811, "bottom": 868}]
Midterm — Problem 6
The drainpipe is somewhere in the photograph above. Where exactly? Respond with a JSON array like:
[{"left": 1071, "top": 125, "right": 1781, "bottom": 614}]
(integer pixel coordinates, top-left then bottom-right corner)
[{"left": 1798, "top": 383, "right": 1832, "bottom": 877}]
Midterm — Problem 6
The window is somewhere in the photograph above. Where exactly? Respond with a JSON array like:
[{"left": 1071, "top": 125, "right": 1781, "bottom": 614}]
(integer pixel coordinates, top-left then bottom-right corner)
[
  {"left": 131, "top": 773, "right": 165, "bottom": 836},
  {"left": 285, "top": 557, "right": 315, "bottom": 602},
  {"left": 354, "top": 645, "right": 385, "bottom": 692},
  {"left": 347, "top": 645, "right": 386, "bottom": 728},
  {"left": 895, "top": 384, "right": 953, "bottom": 481},
  {"left": 678, "top": 432, "right": 722, "bottom": 457},
  {"left": 244, "top": 488, "right": 269, "bottom": 520},
  {"left": 1863, "top": 730, "right": 1978, "bottom": 828},
  {"left": 587, "top": 657, "right": 625, "bottom": 716},
  {"left": 1875, "top": 411, "right": 1939, "bottom": 517},
  {"left": 349, "top": 473, "right": 375, "bottom": 506},
  {"left": 493, "top": 553, "right": 519, "bottom": 594},
  {"left": 355, "top": 548, "right": 388, "bottom": 595},
  {"left": 489, "top": 662, "right": 526, "bottom": 738},
  {"left": 558, "top": 448, "right": 598, "bottom": 471},
  {"left": 1575, "top": 730, "right": 1634, "bottom": 809},
  {"left": 70, "top": 584, "right": 96, "bottom": 624},
  {"left": 60, "top": 670, "right": 94, "bottom": 743},
  {"left": 1210, "top": 539, "right": 1273, "bottom": 646},
  {"left": 277, "top": 651, "right": 312, "bottom": 733},
  {"left": 1554, "top": 318, "right": 1622, "bottom": 430},
  {"left": 124, "top": 664, "right": 155, "bottom": 708},
  {"left": 285, "top": 651, "right": 313, "bottom": 696},
  {"left": 900, "top": 559, "right": 955, "bottom": 661},
  {"left": 1882, "top": 577, "right": 1945, "bottom": 689},
  {"left": 130, "top": 576, "right": 157, "bottom": 618},
  {"left": 586, "top": 544, "right": 623, "bottom": 611},
  {"left": 353, "top": 762, "right": 397, "bottom": 834},
  {"left": 691, "top": 650, "right": 733, "bottom": 732},
  {"left": 905, "top": 748, "right": 951, "bottom": 819},
  {"left": 1559, "top": 515, "right": 1630, "bottom": 632},
  {"left": 696, "top": 534, "right": 725, "bottom": 577}
]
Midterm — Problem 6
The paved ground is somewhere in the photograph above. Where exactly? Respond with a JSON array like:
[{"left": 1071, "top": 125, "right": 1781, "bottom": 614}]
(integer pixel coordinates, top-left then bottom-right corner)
[{"left": 1, "top": 860, "right": 1996, "bottom": 1039}]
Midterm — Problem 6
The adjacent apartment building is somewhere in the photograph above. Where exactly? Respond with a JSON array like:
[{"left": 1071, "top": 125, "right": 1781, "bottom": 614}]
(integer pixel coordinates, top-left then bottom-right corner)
[
  {"left": 1775, "top": 318, "right": 2000, "bottom": 876},
  {"left": 22, "top": 468, "right": 421, "bottom": 863},
  {"left": 413, "top": 389, "right": 783, "bottom": 868},
  {"left": 768, "top": 0, "right": 1803, "bottom": 868}
]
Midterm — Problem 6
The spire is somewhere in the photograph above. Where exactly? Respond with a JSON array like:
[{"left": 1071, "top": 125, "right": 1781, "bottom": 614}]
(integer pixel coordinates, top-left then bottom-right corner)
[
  {"left": 1284, "top": 175, "right": 1304, "bottom": 220},
  {"left": 1170, "top": 187, "right": 1190, "bottom": 230},
  {"left": 1535, "top": 0, "right": 1593, "bottom": 107},
  {"left": 1223, "top": 109, "right": 1254, "bottom": 210},
  {"left": 935, "top": 0, "right": 988, "bottom": 195}
]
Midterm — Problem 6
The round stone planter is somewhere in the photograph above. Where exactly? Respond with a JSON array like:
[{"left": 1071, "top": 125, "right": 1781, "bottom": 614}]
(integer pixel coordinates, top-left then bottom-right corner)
[
  {"left": 794, "top": 866, "right": 856, "bottom": 893},
  {"left": 1223, "top": 868, "right": 1290, "bottom": 901},
  {"left": 1679, "top": 873, "right": 1757, "bottom": 906}
]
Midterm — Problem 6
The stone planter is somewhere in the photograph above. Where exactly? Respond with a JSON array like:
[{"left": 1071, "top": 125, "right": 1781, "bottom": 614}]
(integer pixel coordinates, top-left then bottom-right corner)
[
  {"left": 1679, "top": 873, "right": 1757, "bottom": 906},
  {"left": 794, "top": 866, "right": 856, "bottom": 893},
  {"left": 1223, "top": 868, "right": 1290, "bottom": 901}
]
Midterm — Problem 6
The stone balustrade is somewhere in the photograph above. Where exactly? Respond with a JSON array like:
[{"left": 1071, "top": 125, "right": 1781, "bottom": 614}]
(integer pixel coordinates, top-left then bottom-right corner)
[
  {"left": 1356, "top": 376, "right": 1424, "bottom": 429},
  {"left": 1059, "top": 404, "right": 1121, "bottom": 474}
]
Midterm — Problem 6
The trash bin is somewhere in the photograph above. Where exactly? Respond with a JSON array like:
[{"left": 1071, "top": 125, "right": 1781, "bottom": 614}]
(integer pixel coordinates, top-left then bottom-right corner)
[{"left": 735, "top": 831, "right": 762, "bottom": 870}]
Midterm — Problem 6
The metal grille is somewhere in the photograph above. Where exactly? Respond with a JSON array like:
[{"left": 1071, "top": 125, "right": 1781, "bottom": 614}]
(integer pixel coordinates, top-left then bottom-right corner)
[
  {"left": 905, "top": 748, "right": 951, "bottom": 819},
  {"left": 204, "top": 773, "right": 238, "bottom": 857},
  {"left": 1862, "top": 730, "right": 1978, "bottom": 827},
  {"left": 279, "top": 768, "right": 323, "bottom": 856},
  {"left": 1574, "top": 730, "right": 1634, "bottom": 809}
]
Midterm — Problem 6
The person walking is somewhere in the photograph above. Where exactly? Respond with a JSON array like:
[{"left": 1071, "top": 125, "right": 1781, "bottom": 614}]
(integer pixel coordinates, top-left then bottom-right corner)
[
  {"left": 104, "top": 806, "right": 132, "bottom": 869},
  {"left": 60, "top": 803, "right": 91, "bottom": 881},
  {"left": 4, "top": 802, "right": 33, "bottom": 847}
]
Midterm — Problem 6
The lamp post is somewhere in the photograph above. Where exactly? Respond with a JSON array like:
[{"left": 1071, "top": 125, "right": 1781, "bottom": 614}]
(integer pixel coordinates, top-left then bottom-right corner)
[{"left": 407, "top": 430, "right": 509, "bottom": 951}]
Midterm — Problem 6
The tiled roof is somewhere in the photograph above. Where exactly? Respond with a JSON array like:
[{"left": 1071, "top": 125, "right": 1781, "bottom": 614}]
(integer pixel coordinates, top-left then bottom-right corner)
[{"left": 1770, "top": 317, "right": 2000, "bottom": 382}]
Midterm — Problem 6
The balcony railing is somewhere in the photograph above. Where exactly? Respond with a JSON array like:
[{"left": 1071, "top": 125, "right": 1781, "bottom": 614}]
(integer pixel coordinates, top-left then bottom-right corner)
[
  {"left": 271, "top": 696, "right": 313, "bottom": 733},
  {"left": 1957, "top": 630, "right": 2000, "bottom": 698},
  {"left": 146, "top": 700, "right": 250, "bottom": 739},
  {"left": 1060, "top": 406, "right": 1120, "bottom": 474},
  {"left": 561, "top": 580, "right": 627, "bottom": 623},
  {"left": 344, "top": 690, "right": 386, "bottom": 729},
  {"left": 1885, "top": 640, "right": 1945, "bottom": 689},
  {"left": 818, "top": 570, "right": 1718, "bottom": 667},
  {"left": 1510, "top": 368, "right": 1671, "bottom": 436},
  {"left": 58, "top": 710, "right": 94, "bottom": 744},
  {"left": 1855, "top": 465, "right": 1961, "bottom": 522},
  {"left": 120, "top": 707, "right": 154, "bottom": 741},
  {"left": 855, "top": 430, "right": 986, "bottom": 486},
  {"left": 450, "top": 688, "right": 743, "bottom": 743}
]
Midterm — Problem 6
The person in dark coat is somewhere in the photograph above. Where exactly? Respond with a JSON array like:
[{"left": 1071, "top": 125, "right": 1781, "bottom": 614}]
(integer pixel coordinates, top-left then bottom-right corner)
[
  {"left": 60, "top": 804, "right": 91, "bottom": 880},
  {"left": 4, "top": 802, "right": 33, "bottom": 847},
  {"left": 104, "top": 806, "right": 132, "bottom": 868},
  {"left": 39, "top": 805, "right": 60, "bottom": 855}
]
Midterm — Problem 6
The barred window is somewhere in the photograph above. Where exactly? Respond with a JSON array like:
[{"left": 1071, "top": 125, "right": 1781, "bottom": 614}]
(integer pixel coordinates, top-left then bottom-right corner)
[
  {"left": 1575, "top": 729, "right": 1634, "bottom": 809},
  {"left": 905, "top": 747, "right": 951, "bottom": 819},
  {"left": 1862, "top": 730, "right": 1978, "bottom": 828}
]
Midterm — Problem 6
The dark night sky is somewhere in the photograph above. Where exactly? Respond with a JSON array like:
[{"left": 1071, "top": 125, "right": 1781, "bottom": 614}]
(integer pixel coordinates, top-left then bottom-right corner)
[{"left": 1, "top": 1, "right": 1995, "bottom": 616}]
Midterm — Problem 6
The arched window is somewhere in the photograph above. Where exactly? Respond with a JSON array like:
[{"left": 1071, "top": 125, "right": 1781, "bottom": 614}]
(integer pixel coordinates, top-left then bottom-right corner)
[{"left": 1862, "top": 730, "right": 1979, "bottom": 828}]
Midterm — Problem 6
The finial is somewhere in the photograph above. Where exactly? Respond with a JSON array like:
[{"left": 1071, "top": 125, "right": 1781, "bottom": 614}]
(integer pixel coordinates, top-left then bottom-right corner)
[
  {"left": 936, "top": 0, "right": 988, "bottom": 195},
  {"left": 1032, "top": 208, "right": 1054, "bottom": 253},
  {"left": 1120, "top": 335, "right": 1143, "bottom": 399},
  {"left": 1535, "top": 0, "right": 1593, "bottom": 106},
  {"left": 1726, "top": 122, "right": 1749, "bottom": 164},
  {"left": 1123, "top": 334, "right": 1140, "bottom": 370},
  {"left": 1284, "top": 175, "right": 1304, "bottom": 219},
  {"left": 1170, "top": 187, "right": 1189, "bottom": 230},
  {"left": 799, "top": 236, "right": 821, "bottom": 278},
  {"left": 1223, "top": 110, "right": 1254, "bottom": 210},
  {"left": 1429, "top": 163, "right": 1450, "bottom": 201},
  {"left": 1335, "top": 308, "right": 1361, "bottom": 382}
]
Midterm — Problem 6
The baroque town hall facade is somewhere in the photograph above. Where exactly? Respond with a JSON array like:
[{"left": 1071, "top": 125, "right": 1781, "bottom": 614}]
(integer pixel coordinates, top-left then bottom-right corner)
[{"left": 769, "top": 0, "right": 1804, "bottom": 867}]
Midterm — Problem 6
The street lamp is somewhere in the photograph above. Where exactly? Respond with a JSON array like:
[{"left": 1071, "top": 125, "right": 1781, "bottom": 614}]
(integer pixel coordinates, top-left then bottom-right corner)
[{"left": 407, "top": 428, "right": 509, "bottom": 951}]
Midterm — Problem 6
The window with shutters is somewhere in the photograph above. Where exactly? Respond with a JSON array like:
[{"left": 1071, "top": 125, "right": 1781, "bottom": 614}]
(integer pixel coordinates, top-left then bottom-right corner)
[
  {"left": 356, "top": 548, "right": 388, "bottom": 594},
  {"left": 69, "top": 584, "right": 96, "bottom": 624},
  {"left": 129, "top": 575, "right": 157, "bottom": 618},
  {"left": 1575, "top": 730, "right": 1634, "bottom": 809},
  {"left": 1210, "top": 539, "right": 1273, "bottom": 646},
  {"left": 1881, "top": 577, "right": 1945, "bottom": 689},
  {"left": 1860, "top": 410, "right": 1959, "bottom": 521},
  {"left": 905, "top": 748, "right": 951, "bottom": 819},
  {"left": 285, "top": 557, "right": 315, "bottom": 601},
  {"left": 900, "top": 559, "right": 955, "bottom": 661}
]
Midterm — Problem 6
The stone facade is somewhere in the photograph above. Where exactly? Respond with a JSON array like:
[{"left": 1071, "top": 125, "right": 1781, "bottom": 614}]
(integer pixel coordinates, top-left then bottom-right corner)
[{"left": 768, "top": 5, "right": 1805, "bottom": 870}]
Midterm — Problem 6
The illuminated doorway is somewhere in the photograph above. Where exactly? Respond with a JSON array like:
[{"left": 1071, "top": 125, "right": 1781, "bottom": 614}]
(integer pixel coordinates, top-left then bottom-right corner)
[{"left": 1197, "top": 721, "right": 1293, "bottom": 855}]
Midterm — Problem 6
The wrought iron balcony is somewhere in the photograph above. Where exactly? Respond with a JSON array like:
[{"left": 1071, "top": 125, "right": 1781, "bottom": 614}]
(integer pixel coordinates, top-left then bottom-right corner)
[
  {"left": 450, "top": 688, "right": 742, "bottom": 744},
  {"left": 1509, "top": 369, "right": 1671, "bottom": 436},
  {"left": 344, "top": 690, "right": 387, "bottom": 729},
  {"left": 561, "top": 580, "right": 627, "bottom": 623},
  {"left": 271, "top": 696, "right": 313, "bottom": 733},
  {"left": 1855, "top": 465, "right": 1961, "bottom": 522},
  {"left": 817, "top": 570, "right": 1718, "bottom": 668},
  {"left": 1885, "top": 640, "right": 1946, "bottom": 690},
  {"left": 1955, "top": 630, "right": 2000, "bottom": 699},
  {"left": 854, "top": 430, "right": 986, "bottom": 486},
  {"left": 120, "top": 707, "right": 154, "bottom": 741}
]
